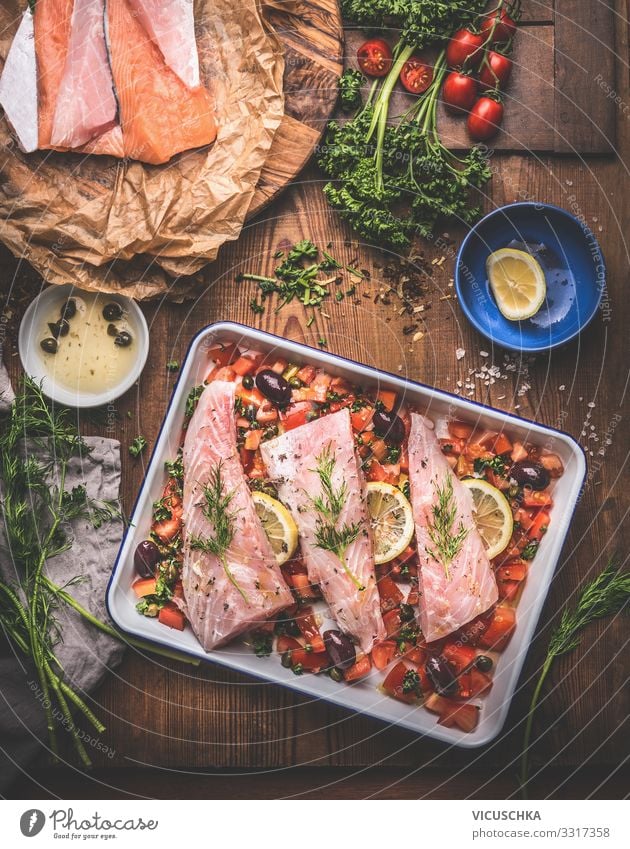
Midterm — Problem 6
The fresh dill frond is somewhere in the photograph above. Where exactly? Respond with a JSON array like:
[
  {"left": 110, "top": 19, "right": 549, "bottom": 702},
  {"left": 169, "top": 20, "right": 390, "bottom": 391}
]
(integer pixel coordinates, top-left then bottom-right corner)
[
  {"left": 309, "top": 444, "right": 365, "bottom": 591},
  {"left": 190, "top": 462, "right": 249, "bottom": 602},
  {"left": 425, "top": 475, "right": 468, "bottom": 580}
]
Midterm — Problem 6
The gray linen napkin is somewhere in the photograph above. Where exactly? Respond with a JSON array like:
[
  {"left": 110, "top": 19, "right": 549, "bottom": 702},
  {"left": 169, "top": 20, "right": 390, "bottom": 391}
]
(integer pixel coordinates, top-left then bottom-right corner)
[{"left": 0, "top": 357, "right": 125, "bottom": 791}]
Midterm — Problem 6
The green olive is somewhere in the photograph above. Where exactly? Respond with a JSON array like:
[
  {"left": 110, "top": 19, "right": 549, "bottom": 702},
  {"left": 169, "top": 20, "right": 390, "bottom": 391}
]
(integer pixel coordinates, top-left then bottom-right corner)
[
  {"left": 329, "top": 667, "right": 343, "bottom": 683},
  {"left": 289, "top": 376, "right": 302, "bottom": 389}
]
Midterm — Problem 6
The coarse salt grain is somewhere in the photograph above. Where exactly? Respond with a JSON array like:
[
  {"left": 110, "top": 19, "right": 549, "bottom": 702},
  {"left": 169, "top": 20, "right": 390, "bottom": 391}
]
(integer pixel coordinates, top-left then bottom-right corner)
[{"left": 456, "top": 348, "right": 465, "bottom": 360}]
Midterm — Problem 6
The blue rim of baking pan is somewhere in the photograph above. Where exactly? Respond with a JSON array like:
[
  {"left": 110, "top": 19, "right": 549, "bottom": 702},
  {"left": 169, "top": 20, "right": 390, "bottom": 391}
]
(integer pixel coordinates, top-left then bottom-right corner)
[{"left": 106, "top": 321, "right": 587, "bottom": 747}]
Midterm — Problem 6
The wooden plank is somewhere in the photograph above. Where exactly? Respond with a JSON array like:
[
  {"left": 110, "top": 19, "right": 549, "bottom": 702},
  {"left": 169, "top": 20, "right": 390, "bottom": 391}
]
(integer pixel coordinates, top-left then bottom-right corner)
[
  {"left": 553, "top": 0, "right": 616, "bottom": 153},
  {"left": 521, "top": 0, "right": 554, "bottom": 23}
]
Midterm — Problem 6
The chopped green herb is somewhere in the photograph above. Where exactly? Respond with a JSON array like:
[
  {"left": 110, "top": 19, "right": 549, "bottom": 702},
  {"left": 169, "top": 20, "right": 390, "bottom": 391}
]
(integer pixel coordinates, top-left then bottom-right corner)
[
  {"left": 521, "top": 541, "right": 540, "bottom": 561},
  {"left": 252, "top": 631, "right": 273, "bottom": 658},
  {"left": 166, "top": 360, "right": 180, "bottom": 372},
  {"left": 474, "top": 455, "right": 507, "bottom": 476},
  {"left": 250, "top": 298, "right": 265, "bottom": 315},
  {"left": 184, "top": 384, "right": 204, "bottom": 424},
  {"left": 338, "top": 68, "right": 365, "bottom": 112},
  {"left": 402, "top": 668, "right": 421, "bottom": 696},
  {"left": 318, "top": 337, "right": 327, "bottom": 348},
  {"left": 129, "top": 435, "right": 147, "bottom": 458}
]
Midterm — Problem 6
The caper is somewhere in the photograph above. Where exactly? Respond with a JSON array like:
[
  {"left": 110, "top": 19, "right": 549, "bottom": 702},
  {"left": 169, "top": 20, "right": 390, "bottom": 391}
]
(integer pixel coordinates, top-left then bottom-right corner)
[
  {"left": 289, "top": 376, "right": 302, "bottom": 389},
  {"left": 281, "top": 650, "right": 293, "bottom": 669},
  {"left": 241, "top": 374, "right": 254, "bottom": 389},
  {"left": 103, "top": 302, "right": 123, "bottom": 321},
  {"left": 292, "top": 663, "right": 304, "bottom": 676},
  {"left": 60, "top": 299, "right": 76, "bottom": 320},
  {"left": 144, "top": 603, "right": 159, "bottom": 618},
  {"left": 107, "top": 323, "right": 119, "bottom": 337},
  {"left": 475, "top": 655, "right": 494, "bottom": 673},
  {"left": 329, "top": 667, "right": 343, "bottom": 683},
  {"left": 40, "top": 337, "right": 58, "bottom": 354},
  {"left": 114, "top": 330, "right": 132, "bottom": 347}
]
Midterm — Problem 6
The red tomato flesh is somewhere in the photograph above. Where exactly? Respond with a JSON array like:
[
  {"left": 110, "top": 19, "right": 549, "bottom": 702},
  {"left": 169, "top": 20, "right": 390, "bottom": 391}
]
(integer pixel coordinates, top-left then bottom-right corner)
[
  {"left": 357, "top": 38, "right": 392, "bottom": 78},
  {"left": 400, "top": 56, "right": 433, "bottom": 95}
]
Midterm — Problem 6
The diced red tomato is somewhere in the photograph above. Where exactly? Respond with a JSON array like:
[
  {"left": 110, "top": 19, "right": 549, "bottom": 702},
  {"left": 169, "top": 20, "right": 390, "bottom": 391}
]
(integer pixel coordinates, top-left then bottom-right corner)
[
  {"left": 370, "top": 438, "right": 388, "bottom": 462},
  {"left": 371, "top": 640, "right": 397, "bottom": 670},
  {"left": 382, "top": 662, "right": 421, "bottom": 704},
  {"left": 459, "top": 667, "right": 493, "bottom": 699},
  {"left": 456, "top": 612, "right": 492, "bottom": 647},
  {"left": 449, "top": 420, "right": 474, "bottom": 440},
  {"left": 463, "top": 443, "right": 492, "bottom": 462},
  {"left": 376, "top": 573, "right": 404, "bottom": 612},
  {"left": 290, "top": 572, "right": 318, "bottom": 600},
  {"left": 296, "top": 365, "right": 316, "bottom": 385},
  {"left": 256, "top": 401, "right": 278, "bottom": 424},
  {"left": 237, "top": 385, "right": 266, "bottom": 408},
  {"left": 478, "top": 605, "right": 516, "bottom": 652},
  {"left": 377, "top": 389, "right": 397, "bottom": 411},
  {"left": 498, "top": 580, "right": 521, "bottom": 602},
  {"left": 514, "top": 507, "right": 534, "bottom": 531},
  {"left": 152, "top": 514, "right": 182, "bottom": 543},
  {"left": 523, "top": 491, "right": 553, "bottom": 509},
  {"left": 207, "top": 342, "right": 240, "bottom": 367},
  {"left": 133, "top": 577, "right": 157, "bottom": 598},
  {"left": 280, "top": 402, "right": 314, "bottom": 431},
  {"left": 277, "top": 635, "right": 302, "bottom": 654},
  {"left": 295, "top": 605, "right": 325, "bottom": 653},
  {"left": 344, "top": 654, "right": 372, "bottom": 682},
  {"left": 401, "top": 644, "right": 427, "bottom": 667},
  {"left": 442, "top": 642, "right": 477, "bottom": 674},
  {"left": 528, "top": 510, "right": 551, "bottom": 540},
  {"left": 424, "top": 693, "right": 480, "bottom": 732},
  {"left": 382, "top": 608, "right": 402, "bottom": 638},
  {"left": 247, "top": 452, "right": 267, "bottom": 480},
  {"left": 365, "top": 459, "right": 398, "bottom": 484},
  {"left": 511, "top": 441, "right": 528, "bottom": 463},
  {"left": 158, "top": 602, "right": 186, "bottom": 631},
  {"left": 244, "top": 429, "right": 262, "bottom": 451},
  {"left": 291, "top": 647, "right": 331, "bottom": 672},
  {"left": 351, "top": 405, "right": 374, "bottom": 432},
  {"left": 540, "top": 453, "right": 564, "bottom": 478},
  {"left": 310, "top": 373, "right": 332, "bottom": 402},
  {"left": 232, "top": 356, "right": 258, "bottom": 376},
  {"left": 496, "top": 561, "right": 527, "bottom": 583}
]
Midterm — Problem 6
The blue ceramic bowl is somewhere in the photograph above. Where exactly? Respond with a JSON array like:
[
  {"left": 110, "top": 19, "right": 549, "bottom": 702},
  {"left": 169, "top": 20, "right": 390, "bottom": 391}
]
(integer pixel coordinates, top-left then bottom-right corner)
[{"left": 455, "top": 202, "right": 606, "bottom": 352}]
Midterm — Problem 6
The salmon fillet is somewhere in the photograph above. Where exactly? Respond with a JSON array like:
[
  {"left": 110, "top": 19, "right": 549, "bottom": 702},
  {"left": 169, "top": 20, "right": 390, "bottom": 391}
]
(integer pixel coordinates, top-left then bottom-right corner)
[
  {"left": 180, "top": 381, "right": 293, "bottom": 651},
  {"left": 407, "top": 413, "right": 498, "bottom": 643},
  {"left": 261, "top": 409, "right": 385, "bottom": 654},
  {"left": 106, "top": 0, "right": 217, "bottom": 165},
  {"left": 33, "top": 0, "right": 73, "bottom": 148},
  {"left": 50, "top": 0, "right": 118, "bottom": 148},
  {"left": 126, "top": 0, "right": 201, "bottom": 88}
]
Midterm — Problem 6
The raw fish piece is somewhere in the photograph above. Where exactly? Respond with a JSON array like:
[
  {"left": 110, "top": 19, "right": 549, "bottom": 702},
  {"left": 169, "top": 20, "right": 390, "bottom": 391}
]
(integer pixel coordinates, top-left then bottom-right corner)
[
  {"left": 0, "top": 9, "right": 38, "bottom": 153},
  {"left": 126, "top": 0, "right": 200, "bottom": 88}
]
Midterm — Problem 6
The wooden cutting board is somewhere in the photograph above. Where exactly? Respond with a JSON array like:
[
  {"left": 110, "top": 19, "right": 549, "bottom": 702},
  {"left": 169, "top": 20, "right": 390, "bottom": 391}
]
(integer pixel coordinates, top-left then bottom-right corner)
[{"left": 341, "top": 0, "right": 617, "bottom": 156}]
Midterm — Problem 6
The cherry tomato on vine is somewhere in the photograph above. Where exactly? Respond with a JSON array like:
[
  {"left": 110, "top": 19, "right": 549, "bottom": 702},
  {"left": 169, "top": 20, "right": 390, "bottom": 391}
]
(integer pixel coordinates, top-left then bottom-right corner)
[
  {"left": 467, "top": 96, "right": 504, "bottom": 141},
  {"left": 357, "top": 39, "right": 393, "bottom": 78},
  {"left": 399, "top": 55, "right": 434, "bottom": 95},
  {"left": 442, "top": 71, "right": 478, "bottom": 113},
  {"left": 445, "top": 29, "right": 485, "bottom": 69},
  {"left": 481, "top": 9, "right": 518, "bottom": 44},
  {"left": 479, "top": 51, "right": 513, "bottom": 90}
]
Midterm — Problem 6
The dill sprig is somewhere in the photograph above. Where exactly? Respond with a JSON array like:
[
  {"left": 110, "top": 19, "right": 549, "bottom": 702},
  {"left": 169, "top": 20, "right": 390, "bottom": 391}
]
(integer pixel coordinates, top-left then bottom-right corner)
[
  {"left": 425, "top": 475, "right": 468, "bottom": 580},
  {"left": 309, "top": 444, "right": 364, "bottom": 592},
  {"left": 520, "top": 557, "right": 630, "bottom": 796},
  {"left": 190, "top": 462, "right": 249, "bottom": 603}
]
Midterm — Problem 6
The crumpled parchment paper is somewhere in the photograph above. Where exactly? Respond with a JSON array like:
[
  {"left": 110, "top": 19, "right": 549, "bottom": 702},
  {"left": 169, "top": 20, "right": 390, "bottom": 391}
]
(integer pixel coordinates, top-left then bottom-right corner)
[{"left": 0, "top": 0, "right": 285, "bottom": 299}]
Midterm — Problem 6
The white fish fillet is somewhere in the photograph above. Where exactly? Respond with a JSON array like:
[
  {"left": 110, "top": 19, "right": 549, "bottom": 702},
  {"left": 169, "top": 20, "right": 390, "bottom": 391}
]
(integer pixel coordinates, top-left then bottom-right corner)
[
  {"left": 126, "top": 0, "right": 200, "bottom": 88},
  {"left": 408, "top": 413, "right": 498, "bottom": 643},
  {"left": 261, "top": 409, "right": 385, "bottom": 654},
  {"left": 0, "top": 9, "right": 39, "bottom": 153},
  {"left": 50, "top": 0, "right": 118, "bottom": 148},
  {"left": 180, "top": 381, "right": 293, "bottom": 651}
]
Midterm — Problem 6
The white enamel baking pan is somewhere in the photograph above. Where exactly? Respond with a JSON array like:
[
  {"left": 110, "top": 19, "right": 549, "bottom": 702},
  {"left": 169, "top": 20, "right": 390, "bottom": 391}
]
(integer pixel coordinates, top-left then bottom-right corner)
[{"left": 107, "top": 322, "right": 586, "bottom": 747}]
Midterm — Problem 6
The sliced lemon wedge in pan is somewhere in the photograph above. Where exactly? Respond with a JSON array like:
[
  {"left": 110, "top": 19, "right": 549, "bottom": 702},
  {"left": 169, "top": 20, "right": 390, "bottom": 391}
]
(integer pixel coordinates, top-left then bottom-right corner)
[
  {"left": 252, "top": 491, "right": 298, "bottom": 565},
  {"left": 486, "top": 248, "right": 547, "bottom": 321},
  {"left": 366, "top": 482, "right": 415, "bottom": 565},
  {"left": 461, "top": 478, "right": 513, "bottom": 560}
]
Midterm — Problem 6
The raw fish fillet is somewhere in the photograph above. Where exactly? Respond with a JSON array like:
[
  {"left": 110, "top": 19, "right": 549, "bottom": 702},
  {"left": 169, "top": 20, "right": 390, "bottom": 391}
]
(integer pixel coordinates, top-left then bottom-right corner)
[
  {"left": 106, "top": 0, "right": 217, "bottom": 165},
  {"left": 51, "top": 0, "right": 118, "bottom": 148},
  {"left": 0, "top": 9, "right": 38, "bottom": 153},
  {"left": 261, "top": 409, "right": 385, "bottom": 654},
  {"left": 407, "top": 414, "right": 498, "bottom": 643},
  {"left": 127, "top": 0, "right": 200, "bottom": 88},
  {"left": 180, "top": 381, "right": 293, "bottom": 651},
  {"left": 33, "top": 0, "right": 73, "bottom": 148}
]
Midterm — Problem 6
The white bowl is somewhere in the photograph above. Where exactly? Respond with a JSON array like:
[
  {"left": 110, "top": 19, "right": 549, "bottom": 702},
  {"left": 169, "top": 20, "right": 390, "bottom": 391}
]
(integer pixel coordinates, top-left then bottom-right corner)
[{"left": 18, "top": 284, "right": 149, "bottom": 408}]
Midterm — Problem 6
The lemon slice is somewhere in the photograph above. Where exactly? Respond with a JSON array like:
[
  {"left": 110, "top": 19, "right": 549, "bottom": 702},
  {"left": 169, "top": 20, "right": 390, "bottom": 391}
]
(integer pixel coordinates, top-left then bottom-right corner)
[
  {"left": 486, "top": 248, "right": 547, "bottom": 321},
  {"left": 366, "top": 482, "right": 415, "bottom": 565},
  {"left": 252, "top": 491, "right": 298, "bottom": 565},
  {"left": 461, "top": 478, "right": 513, "bottom": 560}
]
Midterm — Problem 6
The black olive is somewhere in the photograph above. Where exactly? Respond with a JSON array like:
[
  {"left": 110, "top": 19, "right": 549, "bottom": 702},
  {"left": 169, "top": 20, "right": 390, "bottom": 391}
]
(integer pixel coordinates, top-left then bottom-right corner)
[
  {"left": 475, "top": 655, "right": 494, "bottom": 673},
  {"left": 241, "top": 374, "right": 254, "bottom": 390},
  {"left": 48, "top": 319, "right": 69, "bottom": 339},
  {"left": 60, "top": 298, "right": 76, "bottom": 320},
  {"left": 255, "top": 369, "right": 292, "bottom": 406},
  {"left": 372, "top": 408, "right": 405, "bottom": 444},
  {"left": 114, "top": 330, "right": 132, "bottom": 347},
  {"left": 107, "top": 323, "right": 119, "bottom": 337},
  {"left": 134, "top": 540, "right": 161, "bottom": 577},
  {"left": 40, "top": 337, "right": 58, "bottom": 354},
  {"left": 425, "top": 654, "right": 459, "bottom": 696},
  {"left": 323, "top": 629, "right": 356, "bottom": 670},
  {"left": 103, "top": 302, "right": 123, "bottom": 321},
  {"left": 510, "top": 460, "right": 550, "bottom": 491},
  {"left": 329, "top": 667, "right": 343, "bottom": 683}
]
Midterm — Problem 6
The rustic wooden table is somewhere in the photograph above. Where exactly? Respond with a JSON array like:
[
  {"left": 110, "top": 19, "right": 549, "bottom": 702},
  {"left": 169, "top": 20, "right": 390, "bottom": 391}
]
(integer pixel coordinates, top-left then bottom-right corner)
[{"left": 4, "top": 5, "right": 629, "bottom": 801}]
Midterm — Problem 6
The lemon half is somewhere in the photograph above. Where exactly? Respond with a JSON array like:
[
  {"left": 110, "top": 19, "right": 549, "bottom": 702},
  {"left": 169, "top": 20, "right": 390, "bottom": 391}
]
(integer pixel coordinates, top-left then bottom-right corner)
[
  {"left": 461, "top": 478, "right": 513, "bottom": 560},
  {"left": 486, "top": 248, "right": 546, "bottom": 321},
  {"left": 366, "top": 482, "right": 415, "bottom": 565},
  {"left": 252, "top": 491, "right": 298, "bottom": 565}
]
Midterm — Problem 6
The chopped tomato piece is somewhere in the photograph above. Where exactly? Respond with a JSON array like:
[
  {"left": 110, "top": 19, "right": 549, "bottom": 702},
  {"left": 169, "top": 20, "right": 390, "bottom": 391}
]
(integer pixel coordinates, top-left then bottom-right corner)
[
  {"left": 236, "top": 385, "right": 266, "bottom": 408},
  {"left": 540, "top": 453, "right": 564, "bottom": 478},
  {"left": 382, "top": 608, "right": 402, "bottom": 638},
  {"left": 371, "top": 640, "right": 397, "bottom": 670},
  {"left": 295, "top": 606, "right": 325, "bottom": 653},
  {"left": 248, "top": 452, "right": 267, "bottom": 480},
  {"left": 449, "top": 420, "right": 474, "bottom": 440},
  {"left": 478, "top": 605, "right": 516, "bottom": 652},
  {"left": 511, "top": 441, "right": 528, "bottom": 462},
  {"left": 370, "top": 438, "right": 388, "bottom": 462},
  {"left": 514, "top": 507, "right": 534, "bottom": 531},
  {"left": 290, "top": 573, "right": 318, "bottom": 600},
  {"left": 376, "top": 389, "right": 397, "bottom": 411},
  {"left": 498, "top": 580, "right": 521, "bottom": 602},
  {"left": 133, "top": 577, "right": 157, "bottom": 597},
  {"left": 311, "top": 373, "right": 332, "bottom": 402},
  {"left": 207, "top": 342, "right": 240, "bottom": 367},
  {"left": 456, "top": 612, "right": 492, "bottom": 647},
  {"left": 382, "top": 661, "right": 422, "bottom": 703},
  {"left": 463, "top": 443, "right": 492, "bottom": 461},
  {"left": 270, "top": 358, "right": 288, "bottom": 374},
  {"left": 277, "top": 635, "right": 302, "bottom": 654},
  {"left": 158, "top": 602, "right": 186, "bottom": 631},
  {"left": 424, "top": 693, "right": 480, "bottom": 732},
  {"left": 296, "top": 365, "right": 316, "bottom": 385},
  {"left": 153, "top": 514, "right": 181, "bottom": 543},
  {"left": 496, "top": 559, "right": 527, "bottom": 582},
  {"left": 528, "top": 510, "right": 550, "bottom": 541},
  {"left": 376, "top": 573, "right": 404, "bottom": 612},
  {"left": 523, "top": 491, "right": 553, "bottom": 509},
  {"left": 469, "top": 667, "right": 493, "bottom": 697},
  {"left": 256, "top": 401, "right": 278, "bottom": 424},
  {"left": 244, "top": 429, "right": 262, "bottom": 451},
  {"left": 401, "top": 644, "right": 427, "bottom": 666},
  {"left": 344, "top": 654, "right": 372, "bottom": 682},
  {"left": 351, "top": 405, "right": 374, "bottom": 432},
  {"left": 493, "top": 433, "right": 513, "bottom": 454},
  {"left": 366, "top": 459, "right": 398, "bottom": 484},
  {"left": 291, "top": 647, "right": 330, "bottom": 672},
  {"left": 232, "top": 356, "right": 258, "bottom": 376},
  {"left": 442, "top": 642, "right": 477, "bottom": 674},
  {"left": 239, "top": 446, "right": 254, "bottom": 472},
  {"left": 280, "top": 401, "right": 314, "bottom": 431}
]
